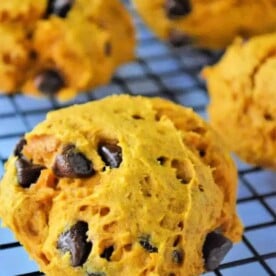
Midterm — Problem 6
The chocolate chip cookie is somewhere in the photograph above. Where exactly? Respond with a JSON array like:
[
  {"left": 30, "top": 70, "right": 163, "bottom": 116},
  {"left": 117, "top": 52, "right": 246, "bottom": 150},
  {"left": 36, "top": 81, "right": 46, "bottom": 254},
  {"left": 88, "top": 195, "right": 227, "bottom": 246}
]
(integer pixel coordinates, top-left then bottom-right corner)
[
  {"left": 204, "top": 33, "right": 276, "bottom": 169},
  {"left": 0, "top": 0, "right": 135, "bottom": 100},
  {"left": 0, "top": 95, "right": 242, "bottom": 275},
  {"left": 133, "top": 0, "right": 276, "bottom": 49}
]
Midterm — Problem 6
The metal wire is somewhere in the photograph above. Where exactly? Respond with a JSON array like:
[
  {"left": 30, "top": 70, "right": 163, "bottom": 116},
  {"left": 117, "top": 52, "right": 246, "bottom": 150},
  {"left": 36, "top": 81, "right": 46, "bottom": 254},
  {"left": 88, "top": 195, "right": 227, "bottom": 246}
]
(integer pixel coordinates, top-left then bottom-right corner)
[{"left": 0, "top": 2, "right": 275, "bottom": 276}]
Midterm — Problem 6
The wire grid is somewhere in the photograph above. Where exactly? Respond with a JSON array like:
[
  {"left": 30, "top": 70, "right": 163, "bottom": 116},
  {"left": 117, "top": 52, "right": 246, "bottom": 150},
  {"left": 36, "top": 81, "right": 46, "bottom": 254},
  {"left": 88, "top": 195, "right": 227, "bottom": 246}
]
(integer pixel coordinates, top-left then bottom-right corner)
[{"left": 0, "top": 2, "right": 276, "bottom": 276}]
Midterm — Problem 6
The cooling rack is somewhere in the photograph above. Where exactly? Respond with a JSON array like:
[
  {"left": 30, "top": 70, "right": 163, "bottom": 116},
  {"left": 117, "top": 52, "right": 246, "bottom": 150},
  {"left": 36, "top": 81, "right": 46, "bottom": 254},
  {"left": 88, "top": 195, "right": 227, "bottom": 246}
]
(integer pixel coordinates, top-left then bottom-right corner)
[{"left": 0, "top": 1, "right": 275, "bottom": 275}]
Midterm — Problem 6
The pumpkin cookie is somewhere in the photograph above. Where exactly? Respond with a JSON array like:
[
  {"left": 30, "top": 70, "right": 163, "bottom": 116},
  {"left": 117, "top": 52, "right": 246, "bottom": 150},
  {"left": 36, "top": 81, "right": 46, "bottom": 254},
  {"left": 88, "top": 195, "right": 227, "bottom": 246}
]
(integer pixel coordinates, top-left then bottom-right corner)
[
  {"left": 204, "top": 33, "right": 276, "bottom": 168},
  {"left": 0, "top": 95, "right": 242, "bottom": 275},
  {"left": 0, "top": 0, "right": 135, "bottom": 100},
  {"left": 133, "top": 0, "right": 276, "bottom": 48}
]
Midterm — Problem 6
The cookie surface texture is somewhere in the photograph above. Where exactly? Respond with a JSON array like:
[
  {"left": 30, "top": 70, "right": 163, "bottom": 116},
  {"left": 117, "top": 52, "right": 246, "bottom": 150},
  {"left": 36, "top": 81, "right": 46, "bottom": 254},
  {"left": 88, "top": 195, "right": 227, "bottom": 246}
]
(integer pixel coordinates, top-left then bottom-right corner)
[
  {"left": 0, "top": 95, "right": 242, "bottom": 275},
  {"left": 133, "top": 0, "right": 276, "bottom": 49},
  {"left": 0, "top": 0, "right": 135, "bottom": 100},
  {"left": 204, "top": 33, "right": 276, "bottom": 169}
]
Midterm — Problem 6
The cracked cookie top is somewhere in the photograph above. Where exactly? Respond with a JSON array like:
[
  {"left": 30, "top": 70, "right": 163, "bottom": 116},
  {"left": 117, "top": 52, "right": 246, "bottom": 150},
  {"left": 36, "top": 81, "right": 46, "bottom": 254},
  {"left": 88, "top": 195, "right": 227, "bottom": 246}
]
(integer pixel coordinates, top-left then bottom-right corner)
[{"left": 0, "top": 95, "right": 242, "bottom": 276}]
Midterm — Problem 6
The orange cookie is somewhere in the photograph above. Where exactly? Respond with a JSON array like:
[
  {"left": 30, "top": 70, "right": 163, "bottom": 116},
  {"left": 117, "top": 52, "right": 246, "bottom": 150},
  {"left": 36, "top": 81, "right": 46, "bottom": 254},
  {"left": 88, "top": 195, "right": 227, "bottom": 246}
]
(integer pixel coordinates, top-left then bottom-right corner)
[
  {"left": 0, "top": 95, "right": 242, "bottom": 275},
  {"left": 0, "top": 0, "right": 135, "bottom": 100},
  {"left": 204, "top": 33, "right": 276, "bottom": 169},
  {"left": 133, "top": 0, "right": 276, "bottom": 48}
]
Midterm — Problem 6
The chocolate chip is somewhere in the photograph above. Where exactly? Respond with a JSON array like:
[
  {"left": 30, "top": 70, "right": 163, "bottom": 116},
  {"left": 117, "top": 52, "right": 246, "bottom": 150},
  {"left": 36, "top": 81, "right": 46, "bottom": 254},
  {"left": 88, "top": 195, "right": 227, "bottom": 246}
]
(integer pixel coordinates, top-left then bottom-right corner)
[
  {"left": 104, "top": 42, "right": 112, "bottom": 56},
  {"left": 157, "top": 156, "right": 167, "bottom": 165},
  {"left": 169, "top": 29, "right": 192, "bottom": 47},
  {"left": 47, "top": 0, "right": 75, "bottom": 18},
  {"left": 172, "top": 249, "right": 184, "bottom": 264},
  {"left": 100, "top": 246, "right": 114, "bottom": 261},
  {"left": 139, "top": 235, "right": 158, "bottom": 253},
  {"left": 57, "top": 221, "right": 92, "bottom": 267},
  {"left": 199, "top": 149, "right": 206, "bottom": 157},
  {"left": 165, "top": 0, "right": 191, "bottom": 19},
  {"left": 264, "top": 113, "right": 273, "bottom": 121},
  {"left": 53, "top": 145, "right": 94, "bottom": 178},
  {"left": 98, "top": 143, "right": 122, "bottom": 168},
  {"left": 29, "top": 50, "right": 37, "bottom": 60},
  {"left": 14, "top": 138, "right": 27, "bottom": 157},
  {"left": 34, "top": 70, "right": 65, "bottom": 95},
  {"left": 16, "top": 158, "right": 45, "bottom": 188},
  {"left": 203, "top": 232, "right": 233, "bottom": 271}
]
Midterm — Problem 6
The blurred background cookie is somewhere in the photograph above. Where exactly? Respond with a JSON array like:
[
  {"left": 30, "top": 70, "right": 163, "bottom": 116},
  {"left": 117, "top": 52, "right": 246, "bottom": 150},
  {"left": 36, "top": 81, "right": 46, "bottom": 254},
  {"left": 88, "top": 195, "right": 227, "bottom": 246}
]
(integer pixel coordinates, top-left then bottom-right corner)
[
  {"left": 0, "top": 95, "right": 242, "bottom": 276},
  {"left": 133, "top": 0, "right": 276, "bottom": 49},
  {"left": 0, "top": 0, "right": 135, "bottom": 100},
  {"left": 204, "top": 33, "right": 276, "bottom": 169}
]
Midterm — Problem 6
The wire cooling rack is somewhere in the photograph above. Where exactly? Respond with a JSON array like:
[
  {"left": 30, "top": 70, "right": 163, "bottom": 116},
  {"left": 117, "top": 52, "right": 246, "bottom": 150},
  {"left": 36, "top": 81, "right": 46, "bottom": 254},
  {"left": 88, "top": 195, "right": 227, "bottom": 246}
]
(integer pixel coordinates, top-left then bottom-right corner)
[{"left": 0, "top": 2, "right": 276, "bottom": 276}]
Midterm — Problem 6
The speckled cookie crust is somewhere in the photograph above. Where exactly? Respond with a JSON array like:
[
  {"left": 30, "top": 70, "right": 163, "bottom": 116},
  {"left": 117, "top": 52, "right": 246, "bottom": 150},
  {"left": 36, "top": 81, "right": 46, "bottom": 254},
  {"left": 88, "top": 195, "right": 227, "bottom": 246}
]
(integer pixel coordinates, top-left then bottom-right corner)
[
  {"left": 133, "top": 0, "right": 276, "bottom": 49},
  {"left": 0, "top": 0, "right": 135, "bottom": 100},
  {"left": 204, "top": 33, "right": 276, "bottom": 169},
  {"left": 0, "top": 95, "right": 242, "bottom": 275}
]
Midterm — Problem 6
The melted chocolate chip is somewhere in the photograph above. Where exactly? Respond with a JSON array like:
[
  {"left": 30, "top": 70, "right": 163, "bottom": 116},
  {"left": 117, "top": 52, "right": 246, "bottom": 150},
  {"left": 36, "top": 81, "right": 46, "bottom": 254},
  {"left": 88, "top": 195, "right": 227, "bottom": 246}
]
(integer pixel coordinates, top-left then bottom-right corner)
[
  {"left": 165, "top": 0, "right": 192, "bottom": 19},
  {"left": 14, "top": 138, "right": 27, "bottom": 157},
  {"left": 34, "top": 70, "right": 65, "bottom": 95},
  {"left": 16, "top": 158, "right": 45, "bottom": 188},
  {"left": 53, "top": 145, "right": 94, "bottom": 178},
  {"left": 172, "top": 249, "right": 184, "bottom": 264},
  {"left": 169, "top": 29, "right": 192, "bottom": 47},
  {"left": 139, "top": 235, "right": 158, "bottom": 253},
  {"left": 203, "top": 232, "right": 233, "bottom": 271},
  {"left": 57, "top": 221, "right": 92, "bottom": 267},
  {"left": 47, "top": 0, "right": 75, "bottom": 18},
  {"left": 100, "top": 246, "right": 114, "bottom": 261},
  {"left": 98, "top": 143, "right": 122, "bottom": 168},
  {"left": 88, "top": 273, "right": 105, "bottom": 276}
]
